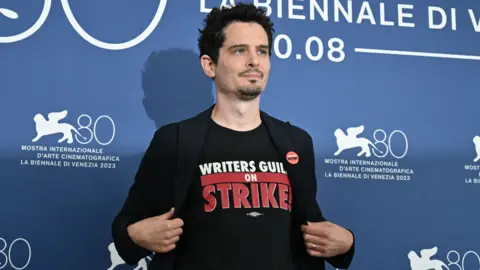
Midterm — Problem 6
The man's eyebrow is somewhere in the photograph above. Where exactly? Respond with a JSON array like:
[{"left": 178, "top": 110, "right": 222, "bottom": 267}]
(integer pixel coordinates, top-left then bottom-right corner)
[
  {"left": 228, "top": 44, "right": 247, "bottom": 50},
  {"left": 228, "top": 44, "right": 269, "bottom": 50}
]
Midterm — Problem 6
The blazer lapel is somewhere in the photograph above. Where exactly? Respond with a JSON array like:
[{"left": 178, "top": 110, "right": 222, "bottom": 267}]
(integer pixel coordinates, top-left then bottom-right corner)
[
  {"left": 261, "top": 111, "right": 309, "bottom": 224},
  {"left": 261, "top": 111, "right": 305, "bottom": 182},
  {"left": 173, "top": 105, "right": 214, "bottom": 217},
  {"left": 260, "top": 111, "right": 292, "bottom": 160}
]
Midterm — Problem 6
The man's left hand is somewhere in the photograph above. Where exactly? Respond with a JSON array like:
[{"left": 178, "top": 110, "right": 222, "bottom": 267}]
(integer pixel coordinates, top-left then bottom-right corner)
[{"left": 301, "top": 221, "right": 353, "bottom": 258}]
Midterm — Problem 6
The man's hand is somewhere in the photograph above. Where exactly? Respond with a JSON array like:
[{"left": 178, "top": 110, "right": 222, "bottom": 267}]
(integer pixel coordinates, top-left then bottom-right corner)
[
  {"left": 301, "top": 221, "right": 353, "bottom": 258},
  {"left": 127, "top": 207, "right": 183, "bottom": 254}
]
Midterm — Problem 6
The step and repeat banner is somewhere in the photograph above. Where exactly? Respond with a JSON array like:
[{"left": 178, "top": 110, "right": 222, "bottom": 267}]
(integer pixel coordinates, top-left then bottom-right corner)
[{"left": 1, "top": 0, "right": 479, "bottom": 269}]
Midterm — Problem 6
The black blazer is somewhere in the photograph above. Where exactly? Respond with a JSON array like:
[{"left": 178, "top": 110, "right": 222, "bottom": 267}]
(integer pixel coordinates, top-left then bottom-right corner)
[{"left": 112, "top": 105, "right": 355, "bottom": 270}]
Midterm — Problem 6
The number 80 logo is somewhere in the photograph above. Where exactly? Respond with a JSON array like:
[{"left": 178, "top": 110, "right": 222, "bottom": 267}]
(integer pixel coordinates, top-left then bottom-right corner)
[
  {"left": 0, "top": 0, "right": 167, "bottom": 50},
  {"left": 75, "top": 114, "right": 115, "bottom": 146}
]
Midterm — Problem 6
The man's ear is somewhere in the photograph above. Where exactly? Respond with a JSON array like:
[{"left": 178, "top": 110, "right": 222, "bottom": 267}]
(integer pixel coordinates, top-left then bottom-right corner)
[{"left": 200, "top": 55, "right": 215, "bottom": 79}]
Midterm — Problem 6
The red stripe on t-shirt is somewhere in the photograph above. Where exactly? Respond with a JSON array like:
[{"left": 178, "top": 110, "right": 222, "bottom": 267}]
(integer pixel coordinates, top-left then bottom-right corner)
[{"left": 200, "top": 172, "right": 290, "bottom": 186}]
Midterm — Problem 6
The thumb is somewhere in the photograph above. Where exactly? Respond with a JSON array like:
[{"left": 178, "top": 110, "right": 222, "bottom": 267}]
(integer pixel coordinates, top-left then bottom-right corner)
[{"left": 156, "top": 207, "right": 175, "bottom": 220}]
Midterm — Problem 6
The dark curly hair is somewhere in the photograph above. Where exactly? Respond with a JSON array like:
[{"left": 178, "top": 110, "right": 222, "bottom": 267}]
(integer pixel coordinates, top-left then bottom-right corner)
[{"left": 198, "top": 3, "right": 275, "bottom": 65}]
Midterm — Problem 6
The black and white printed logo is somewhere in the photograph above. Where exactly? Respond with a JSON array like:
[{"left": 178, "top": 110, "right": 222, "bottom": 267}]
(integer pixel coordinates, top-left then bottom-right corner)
[
  {"left": 106, "top": 242, "right": 151, "bottom": 270},
  {"left": 464, "top": 135, "right": 480, "bottom": 184},
  {"left": 20, "top": 109, "right": 119, "bottom": 169},
  {"left": 323, "top": 125, "right": 414, "bottom": 182},
  {"left": 408, "top": 246, "right": 480, "bottom": 270}
]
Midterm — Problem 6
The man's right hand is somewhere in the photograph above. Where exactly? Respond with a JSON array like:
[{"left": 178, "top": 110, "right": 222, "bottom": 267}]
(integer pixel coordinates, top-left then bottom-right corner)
[{"left": 127, "top": 207, "right": 184, "bottom": 253}]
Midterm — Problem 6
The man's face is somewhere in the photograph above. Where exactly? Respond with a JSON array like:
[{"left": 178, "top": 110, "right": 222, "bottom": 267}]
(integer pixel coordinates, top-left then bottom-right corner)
[{"left": 212, "top": 22, "right": 271, "bottom": 101}]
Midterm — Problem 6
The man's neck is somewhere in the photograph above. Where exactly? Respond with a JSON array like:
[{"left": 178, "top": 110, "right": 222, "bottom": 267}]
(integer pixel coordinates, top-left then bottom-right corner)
[{"left": 211, "top": 96, "right": 261, "bottom": 132}]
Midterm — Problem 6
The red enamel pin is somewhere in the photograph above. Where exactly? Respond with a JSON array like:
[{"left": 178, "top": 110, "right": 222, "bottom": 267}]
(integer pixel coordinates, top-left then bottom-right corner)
[{"left": 286, "top": 151, "right": 299, "bottom": 165}]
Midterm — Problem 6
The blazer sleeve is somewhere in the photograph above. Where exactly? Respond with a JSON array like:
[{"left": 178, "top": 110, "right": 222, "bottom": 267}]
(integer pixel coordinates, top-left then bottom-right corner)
[
  {"left": 300, "top": 129, "right": 355, "bottom": 269},
  {"left": 111, "top": 124, "right": 178, "bottom": 265}
]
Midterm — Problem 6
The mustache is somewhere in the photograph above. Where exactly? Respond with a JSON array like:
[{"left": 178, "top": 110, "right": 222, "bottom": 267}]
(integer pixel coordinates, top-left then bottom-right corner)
[{"left": 239, "top": 69, "right": 263, "bottom": 78}]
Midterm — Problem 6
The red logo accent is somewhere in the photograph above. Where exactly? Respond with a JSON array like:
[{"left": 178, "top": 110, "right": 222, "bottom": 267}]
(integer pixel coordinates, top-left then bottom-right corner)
[{"left": 286, "top": 151, "right": 299, "bottom": 165}]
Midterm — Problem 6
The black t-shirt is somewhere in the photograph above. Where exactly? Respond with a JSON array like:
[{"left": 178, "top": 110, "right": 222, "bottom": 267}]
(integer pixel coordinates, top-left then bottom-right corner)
[{"left": 175, "top": 119, "right": 295, "bottom": 270}]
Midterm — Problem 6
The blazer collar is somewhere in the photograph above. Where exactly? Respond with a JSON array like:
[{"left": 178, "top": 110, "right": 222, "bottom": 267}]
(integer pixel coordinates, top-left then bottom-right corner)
[
  {"left": 178, "top": 105, "right": 294, "bottom": 164},
  {"left": 260, "top": 110, "right": 294, "bottom": 163},
  {"left": 173, "top": 105, "right": 214, "bottom": 216}
]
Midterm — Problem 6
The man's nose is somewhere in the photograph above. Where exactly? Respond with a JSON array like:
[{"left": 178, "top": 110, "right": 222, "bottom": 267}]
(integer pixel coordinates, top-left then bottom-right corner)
[{"left": 246, "top": 49, "right": 259, "bottom": 67}]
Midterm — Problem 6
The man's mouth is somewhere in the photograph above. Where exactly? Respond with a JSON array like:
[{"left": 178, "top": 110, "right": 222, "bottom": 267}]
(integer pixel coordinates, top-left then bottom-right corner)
[{"left": 242, "top": 73, "right": 262, "bottom": 78}]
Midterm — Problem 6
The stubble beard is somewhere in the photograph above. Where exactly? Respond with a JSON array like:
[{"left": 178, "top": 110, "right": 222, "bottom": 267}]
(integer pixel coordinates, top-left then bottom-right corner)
[
  {"left": 236, "top": 85, "right": 263, "bottom": 101},
  {"left": 235, "top": 69, "right": 265, "bottom": 101}
]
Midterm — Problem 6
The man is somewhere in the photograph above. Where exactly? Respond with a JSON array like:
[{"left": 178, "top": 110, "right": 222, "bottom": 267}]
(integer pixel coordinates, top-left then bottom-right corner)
[{"left": 112, "top": 3, "right": 355, "bottom": 270}]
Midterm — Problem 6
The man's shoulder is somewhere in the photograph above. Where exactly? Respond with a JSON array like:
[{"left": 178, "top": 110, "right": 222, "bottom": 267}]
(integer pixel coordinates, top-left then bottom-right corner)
[
  {"left": 152, "top": 122, "right": 179, "bottom": 140},
  {"left": 152, "top": 107, "right": 210, "bottom": 138},
  {"left": 150, "top": 113, "right": 204, "bottom": 147},
  {"left": 262, "top": 111, "right": 312, "bottom": 142}
]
